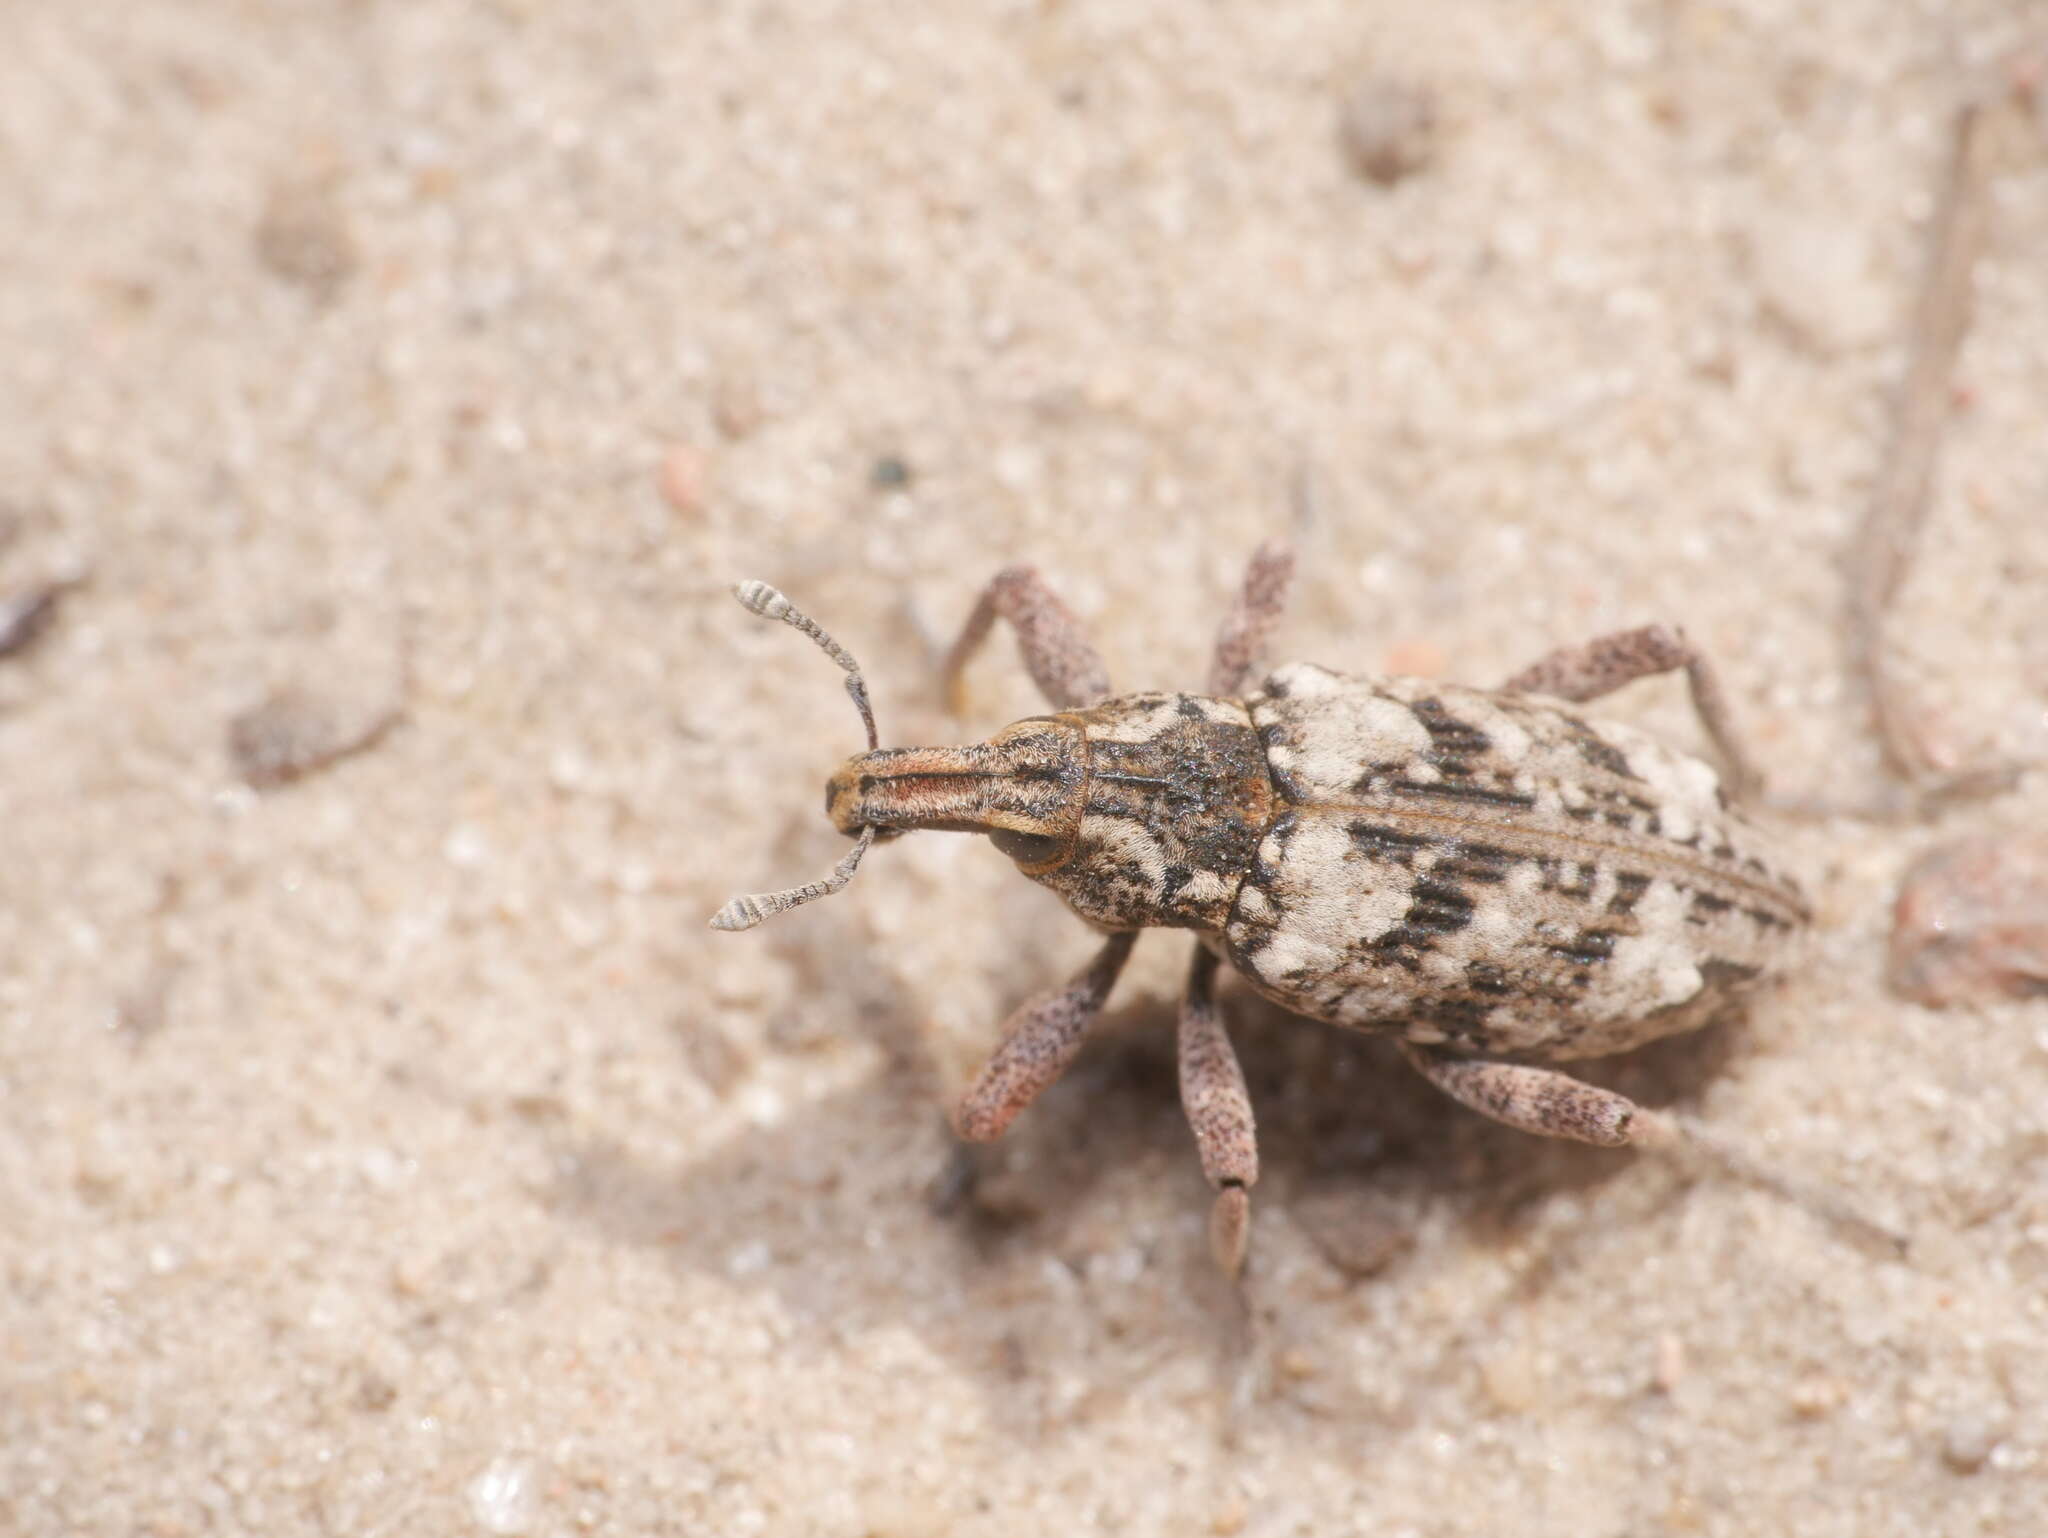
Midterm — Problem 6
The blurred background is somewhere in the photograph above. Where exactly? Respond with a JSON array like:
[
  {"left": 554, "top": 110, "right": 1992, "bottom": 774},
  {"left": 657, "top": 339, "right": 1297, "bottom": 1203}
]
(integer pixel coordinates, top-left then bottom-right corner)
[{"left": 3, "top": 3, "right": 2045, "bottom": 1534}]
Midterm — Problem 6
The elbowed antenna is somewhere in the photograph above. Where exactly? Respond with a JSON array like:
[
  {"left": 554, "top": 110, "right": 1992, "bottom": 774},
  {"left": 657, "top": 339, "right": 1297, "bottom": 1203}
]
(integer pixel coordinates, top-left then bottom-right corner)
[
  {"left": 732, "top": 579, "right": 878, "bottom": 751},
  {"left": 710, "top": 582, "right": 881, "bottom": 930},
  {"left": 710, "top": 825, "right": 876, "bottom": 932}
]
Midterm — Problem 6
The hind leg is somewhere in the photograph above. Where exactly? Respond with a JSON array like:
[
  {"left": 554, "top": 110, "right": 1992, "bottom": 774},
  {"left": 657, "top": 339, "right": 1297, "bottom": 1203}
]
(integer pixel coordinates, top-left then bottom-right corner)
[
  {"left": 1402, "top": 1043, "right": 1905, "bottom": 1253},
  {"left": 1502, "top": 624, "right": 1761, "bottom": 803},
  {"left": 1400, "top": 1044, "right": 1654, "bottom": 1147}
]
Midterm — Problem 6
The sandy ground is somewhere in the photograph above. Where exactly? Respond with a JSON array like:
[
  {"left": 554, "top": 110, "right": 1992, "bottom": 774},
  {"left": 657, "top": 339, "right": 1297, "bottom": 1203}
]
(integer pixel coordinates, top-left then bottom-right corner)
[{"left": 4, "top": 2, "right": 2048, "bottom": 1534}]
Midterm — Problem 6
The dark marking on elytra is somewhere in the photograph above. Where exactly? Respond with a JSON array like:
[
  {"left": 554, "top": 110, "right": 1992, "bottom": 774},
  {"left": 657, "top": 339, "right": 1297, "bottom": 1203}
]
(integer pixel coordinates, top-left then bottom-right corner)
[
  {"left": 1535, "top": 858, "right": 1597, "bottom": 901},
  {"left": 1401, "top": 877, "right": 1476, "bottom": 936},
  {"left": 1434, "top": 839, "right": 1517, "bottom": 885},
  {"left": 1463, "top": 959, "right": 1517, "bottom": 996},
  {"left": 1608, "top": 870, "right": 1653, "bottom": 917},
  {"left": 1547, "top": 927, "right": 1621, "bottom": 967},
  {"left": 1700, "top": 956, "right": 1764, "bottom": 990},
  {"left": 1367, "top": 934, "right": 1429, "bottom": 971},
  {"left": 1347, "top": 821, "right": 1435, "bottom": 863},
  {"left": 1558, "top": 715, "right": 1640, "bottom": 782},
  {"left": 1689, "top": 891, "right": 1734, "bottom": 923},
  {"left": 1388, "top": 777, "right": 1539, "bottom": 811},
  {"left": 1409, "top": 696, "right": 1493, "bottom": 759}
]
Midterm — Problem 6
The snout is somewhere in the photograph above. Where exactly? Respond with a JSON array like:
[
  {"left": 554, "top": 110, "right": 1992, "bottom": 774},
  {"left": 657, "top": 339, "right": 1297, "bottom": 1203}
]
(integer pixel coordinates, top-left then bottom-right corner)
[{"left": 822, "top": 724, "right": 1085, "bottom": 840}]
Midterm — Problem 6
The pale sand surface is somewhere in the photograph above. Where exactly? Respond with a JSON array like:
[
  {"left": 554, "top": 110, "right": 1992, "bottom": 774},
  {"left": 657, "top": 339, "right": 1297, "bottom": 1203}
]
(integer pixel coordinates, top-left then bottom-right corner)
[{"left": 4, "top": 3, "right": 2048, "bottom": 1534}]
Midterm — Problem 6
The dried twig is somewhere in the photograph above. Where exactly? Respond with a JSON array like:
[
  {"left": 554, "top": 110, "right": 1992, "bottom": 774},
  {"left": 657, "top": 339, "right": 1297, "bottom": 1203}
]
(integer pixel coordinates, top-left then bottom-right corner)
[
  {"left": 0, "top": 577, "right": 78, "bottom": 658},
  {"left": 1849, "top": 50, "right": 2043, "bottom": 797}
]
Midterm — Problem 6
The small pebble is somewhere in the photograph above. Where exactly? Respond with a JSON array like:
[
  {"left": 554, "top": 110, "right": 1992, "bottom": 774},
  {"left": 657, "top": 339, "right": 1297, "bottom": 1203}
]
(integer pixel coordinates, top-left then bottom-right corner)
[
  {"left": 869, "top": 454, "right": 913, "bottom": 491},
  {"left": 1480, "top": 1347, "right": 1542, "bottom": 1413},
  {"left": 680, "top": 1018, "right": 747, "bottom": 1096},
  {"left": 468, "top": 1456, "right": 537, "bottom": 1535},
  {"left": 0, "top": 577, "right": 77, "bottom": 658},
  {"left": 726, "top": 1240, "right": 772, "bottom": 1277},
  {"left": 1941, "top": 1408, "right": 2006, "bottom": 1473},
  {"left": 254, "top": 176, "right": 358, "bottom": 300},
  {"left": 1382, "top": 639, "right": 1446, "bottom": 679},
  {"left": 390, "top": 1253, "right": 434, "bottom": 1297},
  {"left": 1292, "top": 1189, "right": 1414, "bottom": 1277},
  {"left": 1889, "top": 831, "right": 2048, "bottom": 1006},
  {"left": 657, "top": 444, "right": 706, "bottom": 516},
  {"left": 1788, "top": 1374, "right": 1845, "bottom": 1419},
  {"left": 1276, "top": 1347, "right": 1319, "bottom": 1382},
  {"left": 229, "top": 685, "right": 396, "bottom": 788},
  {"left": 441, "top": 822, "right": 491, "bottom": 869},
  {"left": 1210, "top": 1495, "right": 1249, "bottom": 1536},
  {"left": 1339, "top": 76, "right": 1437, "bottom": 186},
  {"left": 355, "top": 1370, "right": 398, "bottom": 1413},
  {"left": 711, "top": 372, "right": 764, "bottom": 439},
  {"left": 1653, "top": 1333, "right": 1687, "bottom": 1395},
  {"left": 1748, "top": 209, "right": 1889, "bottom": 353}
]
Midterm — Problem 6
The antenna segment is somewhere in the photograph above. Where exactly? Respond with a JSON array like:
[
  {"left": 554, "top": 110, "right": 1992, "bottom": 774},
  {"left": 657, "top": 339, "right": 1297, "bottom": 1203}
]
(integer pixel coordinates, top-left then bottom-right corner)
[{"left": 710, "top": 582, "right": 882, "bottom": 930}]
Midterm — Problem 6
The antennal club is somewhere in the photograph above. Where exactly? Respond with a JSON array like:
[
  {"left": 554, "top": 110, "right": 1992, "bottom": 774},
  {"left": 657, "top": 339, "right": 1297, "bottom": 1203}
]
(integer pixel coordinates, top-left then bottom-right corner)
[
  {"left": 710, "top": 825, "right": 876, "bottom": 932},
  {"left": 710, "top": 581, "right": 882, "bottom": 931}
]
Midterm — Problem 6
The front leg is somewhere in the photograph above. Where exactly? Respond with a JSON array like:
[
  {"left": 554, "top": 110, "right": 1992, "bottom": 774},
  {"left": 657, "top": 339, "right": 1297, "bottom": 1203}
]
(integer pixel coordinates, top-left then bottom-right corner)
[
  {"left": 941, "top": 565, "right": 1113, "bottom": 713},
  {"left": 1177, "top": 946, "right": 1259, "bottom": 1277},
  {"left": 953, "top": 932, "right": 1137, "bottom": 1141},
  {"left": 1502, "top": 624, "right": 1761, "bottom": 804}
]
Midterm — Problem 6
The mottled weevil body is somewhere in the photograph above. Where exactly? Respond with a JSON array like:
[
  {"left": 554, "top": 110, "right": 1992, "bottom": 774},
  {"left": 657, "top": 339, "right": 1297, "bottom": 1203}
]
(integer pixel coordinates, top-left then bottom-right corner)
[{"left": 715, "top": 545, "right": 1811, "bottom": 1274}]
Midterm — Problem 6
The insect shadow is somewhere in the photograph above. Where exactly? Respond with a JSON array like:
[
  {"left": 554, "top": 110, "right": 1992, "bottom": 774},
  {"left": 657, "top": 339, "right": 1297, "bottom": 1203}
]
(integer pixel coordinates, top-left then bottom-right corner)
[
  {"left": 551, "top": 915, "right": 1753, "bottom": 1439},
  {"left": 943, "top": 975, "right": 1752, "bottom": 1260}
]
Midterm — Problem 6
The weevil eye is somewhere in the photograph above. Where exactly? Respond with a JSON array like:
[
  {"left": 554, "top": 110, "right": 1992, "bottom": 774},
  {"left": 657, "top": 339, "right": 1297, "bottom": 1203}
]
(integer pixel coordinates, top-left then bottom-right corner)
[{"left": 988, "top": 827, "right": 1064, "bottom": 866}]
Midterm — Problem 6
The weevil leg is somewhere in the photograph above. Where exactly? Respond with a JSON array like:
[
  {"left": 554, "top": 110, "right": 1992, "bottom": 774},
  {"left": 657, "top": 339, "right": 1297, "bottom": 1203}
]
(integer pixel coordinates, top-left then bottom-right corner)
[
  {"left": 1401, "top": 1044, "right": 1907, "bottom": 1252},
  {"left": 1501, "top": 624, "right": 1761, "bottom": 804},
  {"left": 1206, "top": 538, "right": 1297, "bottom": 697},
  {"left": 940, "top": 565, "right": 1113, "bottom": 712},
  {"left": 1177, "top": 945, "right": 1259, "bottom": 1277},
  {"left": 953, "top": 931, "right": 1138, "bottom": 1142},
  {"left": 1400, "top": 1044, "right": 1643, "bottom": 1147}
]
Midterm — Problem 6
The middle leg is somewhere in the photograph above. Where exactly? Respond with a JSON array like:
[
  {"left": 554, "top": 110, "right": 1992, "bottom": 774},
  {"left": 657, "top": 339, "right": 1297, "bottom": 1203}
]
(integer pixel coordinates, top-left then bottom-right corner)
[{"left": 1177, "top": 945, "right": 1259, "bottom": 1276}]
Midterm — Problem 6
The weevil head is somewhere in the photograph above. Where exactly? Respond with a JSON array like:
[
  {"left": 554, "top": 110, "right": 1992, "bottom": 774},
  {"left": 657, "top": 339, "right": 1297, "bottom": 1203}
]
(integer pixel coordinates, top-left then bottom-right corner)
[
  {"left": 824, "top": 693, "right": 1277, "bottom": 934},
  {"left": 825, "top": 716, "right": 1087, "bottom": 871}
]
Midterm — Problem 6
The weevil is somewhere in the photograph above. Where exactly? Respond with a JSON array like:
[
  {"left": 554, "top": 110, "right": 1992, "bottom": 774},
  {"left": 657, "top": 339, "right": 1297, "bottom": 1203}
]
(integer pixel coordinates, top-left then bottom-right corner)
[{"left": 712, "top": 542, "right": 1812, "bottom": 1275}]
